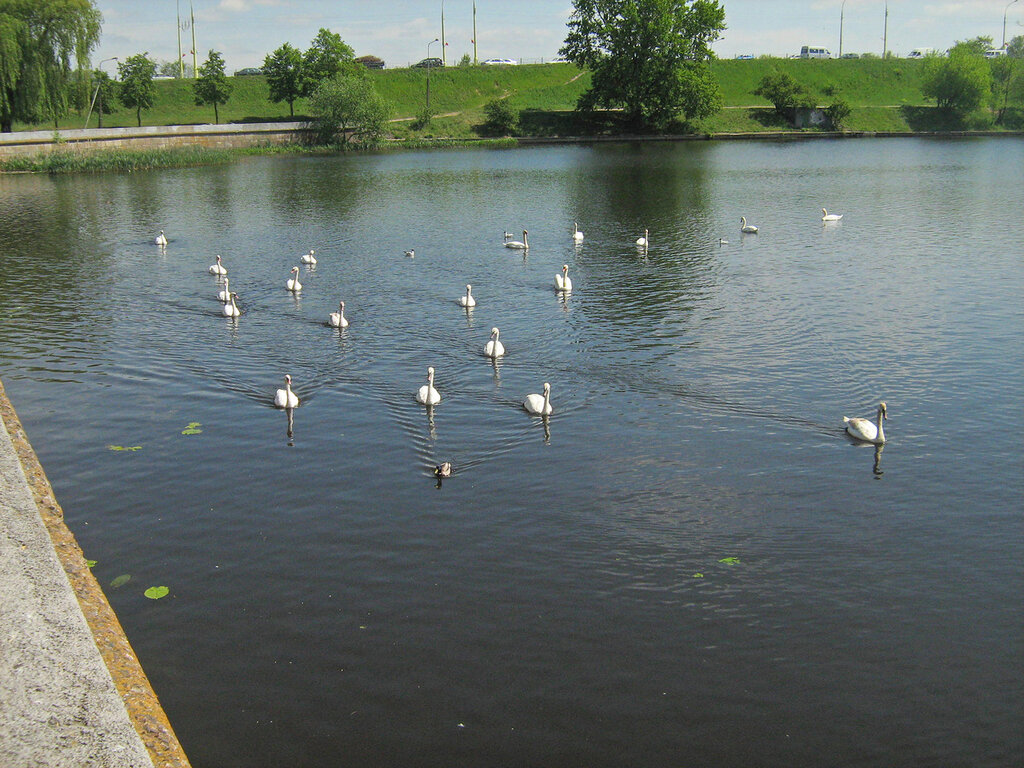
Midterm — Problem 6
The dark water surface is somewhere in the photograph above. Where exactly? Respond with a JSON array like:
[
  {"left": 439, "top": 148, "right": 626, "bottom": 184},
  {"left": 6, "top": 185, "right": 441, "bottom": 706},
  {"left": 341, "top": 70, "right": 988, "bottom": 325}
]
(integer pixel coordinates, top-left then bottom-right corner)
[{"left": 1, "top": 139, "right": 1021, "bottom": 767}]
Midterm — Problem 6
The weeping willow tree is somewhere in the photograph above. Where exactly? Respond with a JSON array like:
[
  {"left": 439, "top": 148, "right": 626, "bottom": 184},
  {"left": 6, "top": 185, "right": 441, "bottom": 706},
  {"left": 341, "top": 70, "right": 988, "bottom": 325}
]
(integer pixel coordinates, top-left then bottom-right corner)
[{"left": 0, "top": 0, "right": 102, "bottom": 132}]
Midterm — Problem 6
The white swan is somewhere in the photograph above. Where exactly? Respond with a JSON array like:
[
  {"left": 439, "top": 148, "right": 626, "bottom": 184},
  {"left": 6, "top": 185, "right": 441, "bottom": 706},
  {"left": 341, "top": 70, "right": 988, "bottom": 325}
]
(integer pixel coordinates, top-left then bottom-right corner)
[
  {"left": 274, "top": 374, "right": 299, "bottom": 408},
  {"left": 523, "top": 382, "right": 553, "bottom": 416},
  {"left": 636, "top": 229, "right": 649, "bottom": 247},
  {"left": 328, "top": 301, "right": 348, "bottom": 328},
  {"left": 555, "top": 264, "right": 573, "bottom": 292},
  {"left": 300, "top": 249, "right": 317, "bottom": 264},
  {"left": 844, "top": 402, "right": 887, "bottom": 444},
  {"left": 822, "top": 208, "right": 843, "bottom": 222},
  {"left": 416, "top": 366, "right": 441, "bottom": 405},
  {"left": 502, "top": 230, "right": 513, "bottom": 241},
  {"left": 573, "top": 222, "right": 584, "bottom": 242},
  {"left": 718, "top": 238, "right": 729, "bottom": 245},
  {"left": 217, "top": 277, "right": 231, "bottom": 302},
  {"left": 484, "top": 327, "right": 505, "bottom": 358},
  {"left": 505, "top": 229, "right": 529, "bottom": 250},
  {"left": 222, "top": 292, "right": 240, "bottom": 317},
  {"left": 155, "top": 230, "right": 167, "bottom": 246},
  {"left": 286, "top": 266, "right": 302, "bottom": 292},
  {"left": 209, "top": 255, "right": 227, "bottom": 275},
  {"left": 740, "top": 217, "right": 758, "bottom": 233},
  {"left": 458, "top": 284, "right": 476, "bottom": 307}
]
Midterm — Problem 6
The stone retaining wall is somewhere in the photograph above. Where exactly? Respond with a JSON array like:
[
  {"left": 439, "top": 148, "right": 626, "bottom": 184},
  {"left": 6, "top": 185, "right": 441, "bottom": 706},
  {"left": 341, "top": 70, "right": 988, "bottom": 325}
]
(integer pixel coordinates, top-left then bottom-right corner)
[{"left": 0, "top": 122, "right": 310, "bottom": 158}]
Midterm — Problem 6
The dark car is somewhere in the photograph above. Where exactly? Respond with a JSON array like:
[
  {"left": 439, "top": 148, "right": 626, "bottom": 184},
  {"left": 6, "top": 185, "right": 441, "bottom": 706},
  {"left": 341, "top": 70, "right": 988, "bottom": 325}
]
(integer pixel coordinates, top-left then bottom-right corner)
[
  {"left": 234, "top": 67, "right": 262, "bottom": 76},
  {"left": 413, "top": 57, "right": 443, "bottom": 69},
  {"left": 356, "top": 55, "right": 385, "bottom": 70}
]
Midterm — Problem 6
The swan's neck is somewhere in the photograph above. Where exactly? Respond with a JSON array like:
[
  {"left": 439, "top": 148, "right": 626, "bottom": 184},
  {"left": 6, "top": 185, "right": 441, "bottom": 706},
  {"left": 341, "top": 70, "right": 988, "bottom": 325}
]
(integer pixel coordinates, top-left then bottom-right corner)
[
  {"left": 876, "top": 408, "right": 885, "bottom": 442},
  {"left": 543, "top": 388, "right": 550, "bottom": 411}
]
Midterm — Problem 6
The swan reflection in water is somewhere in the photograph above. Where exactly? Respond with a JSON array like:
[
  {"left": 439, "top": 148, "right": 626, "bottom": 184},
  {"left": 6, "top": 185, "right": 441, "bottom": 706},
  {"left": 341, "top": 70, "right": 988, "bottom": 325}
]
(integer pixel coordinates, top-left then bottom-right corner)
[
  {"left": 284, "top": 406, "right": 295, "bottom": 447},
  {"left": 872, "top": 443, "right": 884, "bottom": 477},
  {"left": 425, "top": 405, "right": 437, "bottom": 441}
]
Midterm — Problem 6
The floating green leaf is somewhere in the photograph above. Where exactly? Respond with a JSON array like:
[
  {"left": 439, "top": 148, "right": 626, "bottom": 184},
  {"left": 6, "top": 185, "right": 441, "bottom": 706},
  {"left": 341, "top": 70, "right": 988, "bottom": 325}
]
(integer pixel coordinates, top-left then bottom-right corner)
[
  {"left": 108, "top": 445, "right": 142, "bottom": 451},
  {"left": 718, "top": 557, "right": 741, "bottom": 565},
  {"left": 86, "top": 559, "right": 97, "bottom": 568},
  {"left": 111, "top": 574, "right": 132, "bottom": 589},
  {"left": 144, "top": 586, "right": 170, "bottom": 600},
  {"left": 181, "top": 422, "right": 202, "bottom": 435},
  {"left": 692, "top": 572, "right": 704, "bottom": 578}
]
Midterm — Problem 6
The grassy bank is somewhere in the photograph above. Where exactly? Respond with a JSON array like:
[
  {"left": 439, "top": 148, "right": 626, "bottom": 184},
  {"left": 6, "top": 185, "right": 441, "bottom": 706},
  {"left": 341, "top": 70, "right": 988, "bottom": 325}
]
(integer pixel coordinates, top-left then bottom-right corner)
[{"left": 8, "top": 57, "right": 1020, "bottom": 145}]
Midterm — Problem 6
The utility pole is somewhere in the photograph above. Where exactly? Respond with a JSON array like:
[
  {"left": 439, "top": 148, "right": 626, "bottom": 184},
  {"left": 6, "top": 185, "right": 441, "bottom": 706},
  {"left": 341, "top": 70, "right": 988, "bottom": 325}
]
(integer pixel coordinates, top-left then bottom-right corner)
[
  {"left": 177, "top": 0, "right": 183, "bottom": 78},
  {"left": 191, "top": 1, "right": 197, "bottom": 78},
  {"left": 441, "top": 0, "right": 447, "bottom": 66},
  {"left": 473, "top": 1, "right": 478, "bottom": 64},
  {"left": 882, "top": 1, "right": 888, "bottom": 59},
  {"left": 839, "top": 0, "right": 847, "bottom": 58}
]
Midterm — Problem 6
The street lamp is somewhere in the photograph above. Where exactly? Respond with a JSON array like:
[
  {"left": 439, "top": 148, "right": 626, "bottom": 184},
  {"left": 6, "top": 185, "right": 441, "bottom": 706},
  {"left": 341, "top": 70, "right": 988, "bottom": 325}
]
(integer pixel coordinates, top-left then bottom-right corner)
[
  {"left": 839, "top": 0, "right": 847, "bottom": 58},
  {"left": 1004, "top": 0, "right": 1020, "bottom": 48},
  {"left": 84, "top": 56, "right": 118, "bottom": 129},
  {"left": 426, "top": 37, "right": 439, "bottom": 110}
]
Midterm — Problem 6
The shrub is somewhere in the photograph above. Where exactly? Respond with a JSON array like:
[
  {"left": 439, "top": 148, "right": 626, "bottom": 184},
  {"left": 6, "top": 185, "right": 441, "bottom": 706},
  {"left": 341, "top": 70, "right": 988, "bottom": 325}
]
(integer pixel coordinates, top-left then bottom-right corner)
[
  {"left": 825, "top": 98, "right": 852, "bottom": 129},
  {"left": 481, "top": 98, "right": 518, "bottom": 136}
]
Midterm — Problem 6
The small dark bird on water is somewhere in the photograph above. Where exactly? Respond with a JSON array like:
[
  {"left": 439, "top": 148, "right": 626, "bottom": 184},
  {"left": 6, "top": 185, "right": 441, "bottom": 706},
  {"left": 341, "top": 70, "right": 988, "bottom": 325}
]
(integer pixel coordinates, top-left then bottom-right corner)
[{"left": 434, "top": 462, "right": 452, "bottom": 478}]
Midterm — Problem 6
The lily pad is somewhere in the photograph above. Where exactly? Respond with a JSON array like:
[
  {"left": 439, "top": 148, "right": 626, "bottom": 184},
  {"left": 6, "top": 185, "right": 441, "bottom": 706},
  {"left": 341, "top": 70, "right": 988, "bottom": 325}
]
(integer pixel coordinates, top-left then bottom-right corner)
[
  {"left": 86, "top": 559, "right": 97, "bottom": 568},
  {"left": 108, "top": 445, "right": 142, "bottom": 451},
  {"left": 181, "top": 422, "right": 202, "bottom": 435},
  {"left": 144, "top": 586, "right": 170, "bottom": 600},
  {"left": 718, "top": 557, "right": 741, "bottom": 565},
  {"left": 110, "top": 574, "right": 132, "bottom": 589}
]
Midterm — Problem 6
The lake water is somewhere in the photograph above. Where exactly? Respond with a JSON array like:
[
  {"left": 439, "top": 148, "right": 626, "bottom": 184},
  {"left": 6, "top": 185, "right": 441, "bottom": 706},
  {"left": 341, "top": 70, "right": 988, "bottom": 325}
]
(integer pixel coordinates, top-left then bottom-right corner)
[{"left": 1, "top": 138, "right": 1021, "bottom": 767}]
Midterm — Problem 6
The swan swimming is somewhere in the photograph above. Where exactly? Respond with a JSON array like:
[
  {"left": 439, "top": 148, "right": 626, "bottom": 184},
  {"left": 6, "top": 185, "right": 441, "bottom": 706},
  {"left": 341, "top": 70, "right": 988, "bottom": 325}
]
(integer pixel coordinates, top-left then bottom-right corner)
[
  {"left": 844, "top": 402, "right": 887, "bottom": 444},
  {"left": 523, "top": 382, "right": 553, "bottom": 416},
  {"left": 217, "top": 277, "right": 231, "bottom": 302},
  {"left": 505, "top": 229, "right": 529, "bottom": 250},
  {"left": 554, "top": 264, "right": 573, "bottom": 292},
  {"left": 484, "top": 327, "right": 505, "bottom": 358},
  {"left": 222, "top": 292, "right": 240, "bottom": 317},
  {"left": 329, "top": 301, "right": 348, "bottom": 328},
  {"left": 274, "top": 374, "right": 299, "bottom": 408},
  {"left": 740, "top": 217, "right": 759, "bottom": 234},
  {"left": 209, "top": 255, "right": 227, "bottom": 275},
  {"left": 286, "top": 266, "right": 302, "bottom": 292},
  {"left": 573, "top": 222, "right": 584, "bottom": 242},
  {"left": 416, "top": 366, "right": 441, "bottom": 405},
  {"left": 300, "top": 249, "right": 317, "bottom": 264},
  {"left": 636, "top": 229, "right": 649, "bottom": 247},
  {"left": 458, "top": 284, "right": 476, "bottom": 307},
  {"left": 822, "top": 208, "right": 843, "bottom": 222},
  {"left": 155, "top": 230, "right": 168, "bottom": 246}
]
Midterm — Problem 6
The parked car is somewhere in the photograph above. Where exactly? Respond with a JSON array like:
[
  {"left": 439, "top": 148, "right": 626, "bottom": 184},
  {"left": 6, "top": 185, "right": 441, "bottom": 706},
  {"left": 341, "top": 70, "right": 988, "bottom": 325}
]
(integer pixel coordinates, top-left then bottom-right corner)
[
  {"left": 735, "top": 54, "right": 754, "bottom": 60},
  {"left": 983, "top": 49, "right": 1006, "bottom": 58},
  {"left": 482, "top": 58, "right": 518, "bottom": 66},
  {"left": 840, "top": 52, "right": 860, "bottom": 59},
  {"left": 413, "top": 57, "right": 443, "bottom": 69},
  {"left": 234, "top": 67, "right": 262, "bottom": 76},
  {"left": 907, "top": 48, "right": 935, "bottom": 59},
  {"left": 356, "top": 55, "right": 385, "bottom": 70}
]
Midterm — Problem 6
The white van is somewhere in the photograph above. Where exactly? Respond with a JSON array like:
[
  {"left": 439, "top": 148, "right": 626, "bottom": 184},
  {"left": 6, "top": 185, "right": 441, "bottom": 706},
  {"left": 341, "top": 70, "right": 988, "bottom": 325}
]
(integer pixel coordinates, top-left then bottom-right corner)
[
  {"left": 984, "top": 49, "right": 1006, "bottom": 58},
  {"left": 800, "top": 46, "right": 832, "bottom": 59}
]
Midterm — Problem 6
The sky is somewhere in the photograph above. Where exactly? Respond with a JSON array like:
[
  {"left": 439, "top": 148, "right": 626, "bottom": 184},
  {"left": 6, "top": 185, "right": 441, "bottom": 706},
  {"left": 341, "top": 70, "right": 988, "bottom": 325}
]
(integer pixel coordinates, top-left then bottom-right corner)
[{"left": 91, "top": 1, "right": 1024, "bottom": 73}]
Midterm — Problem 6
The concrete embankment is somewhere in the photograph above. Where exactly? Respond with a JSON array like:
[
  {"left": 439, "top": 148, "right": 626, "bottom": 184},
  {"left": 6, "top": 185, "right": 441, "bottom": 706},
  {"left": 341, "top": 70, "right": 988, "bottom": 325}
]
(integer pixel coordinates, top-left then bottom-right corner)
[
  {"left": 0, "top": 379, "right": 190, "bottom": 768},
  {"left": 0, "top": 121, "right": 307, "bottom": 158}
]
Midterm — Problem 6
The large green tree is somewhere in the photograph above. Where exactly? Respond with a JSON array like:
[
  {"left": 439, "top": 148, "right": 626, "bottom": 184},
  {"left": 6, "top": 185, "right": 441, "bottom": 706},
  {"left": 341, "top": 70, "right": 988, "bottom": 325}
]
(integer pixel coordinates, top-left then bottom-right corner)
[
  {"left": 302, "top": 27, "right": 357, "bottom": 96},
  {"left": 263, "top": 42, "right": 303, "bottom": 116},
  {"left": 921, "top": 42, "right": 992, "bottom": 117},
  {"left": 309, "top": 72, "right": 391, "bottom": 147},
  {"left": 0, "top": 0, "right": 102, "bottom": 132},
  {"left": 560, "top": 0, "right": 726, "bottom": 130},
  {"left": 117, "top": 53, "right": 156, "bottom": 127},
  {"left": 194, "top": 49, "right": 232, "bottom": 123}
]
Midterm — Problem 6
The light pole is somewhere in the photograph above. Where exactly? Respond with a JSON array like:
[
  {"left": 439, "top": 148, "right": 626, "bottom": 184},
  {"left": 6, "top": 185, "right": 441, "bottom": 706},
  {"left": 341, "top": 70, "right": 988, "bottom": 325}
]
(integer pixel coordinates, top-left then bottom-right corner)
[
  {"left": 1004, "top": 0, "right": 1020, "bottom": 48},
  {"left": 441, "top": 0, "right": 447, "bottom": 66},
  {"left": 426, "top": 38, "right": 439, "bottom": 110},
  {"left": 839, "top": 0, "right": 847, "bottom": 57},
  {"left": 84, "top": 56, "right": 118, "bottom": 129}
]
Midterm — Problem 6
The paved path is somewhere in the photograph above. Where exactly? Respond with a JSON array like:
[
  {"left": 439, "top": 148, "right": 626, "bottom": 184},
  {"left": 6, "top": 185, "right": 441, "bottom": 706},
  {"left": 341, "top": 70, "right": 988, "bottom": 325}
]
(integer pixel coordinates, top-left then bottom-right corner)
[{"left": 0, "top": 380, "right": 188, "bottom": 767}]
